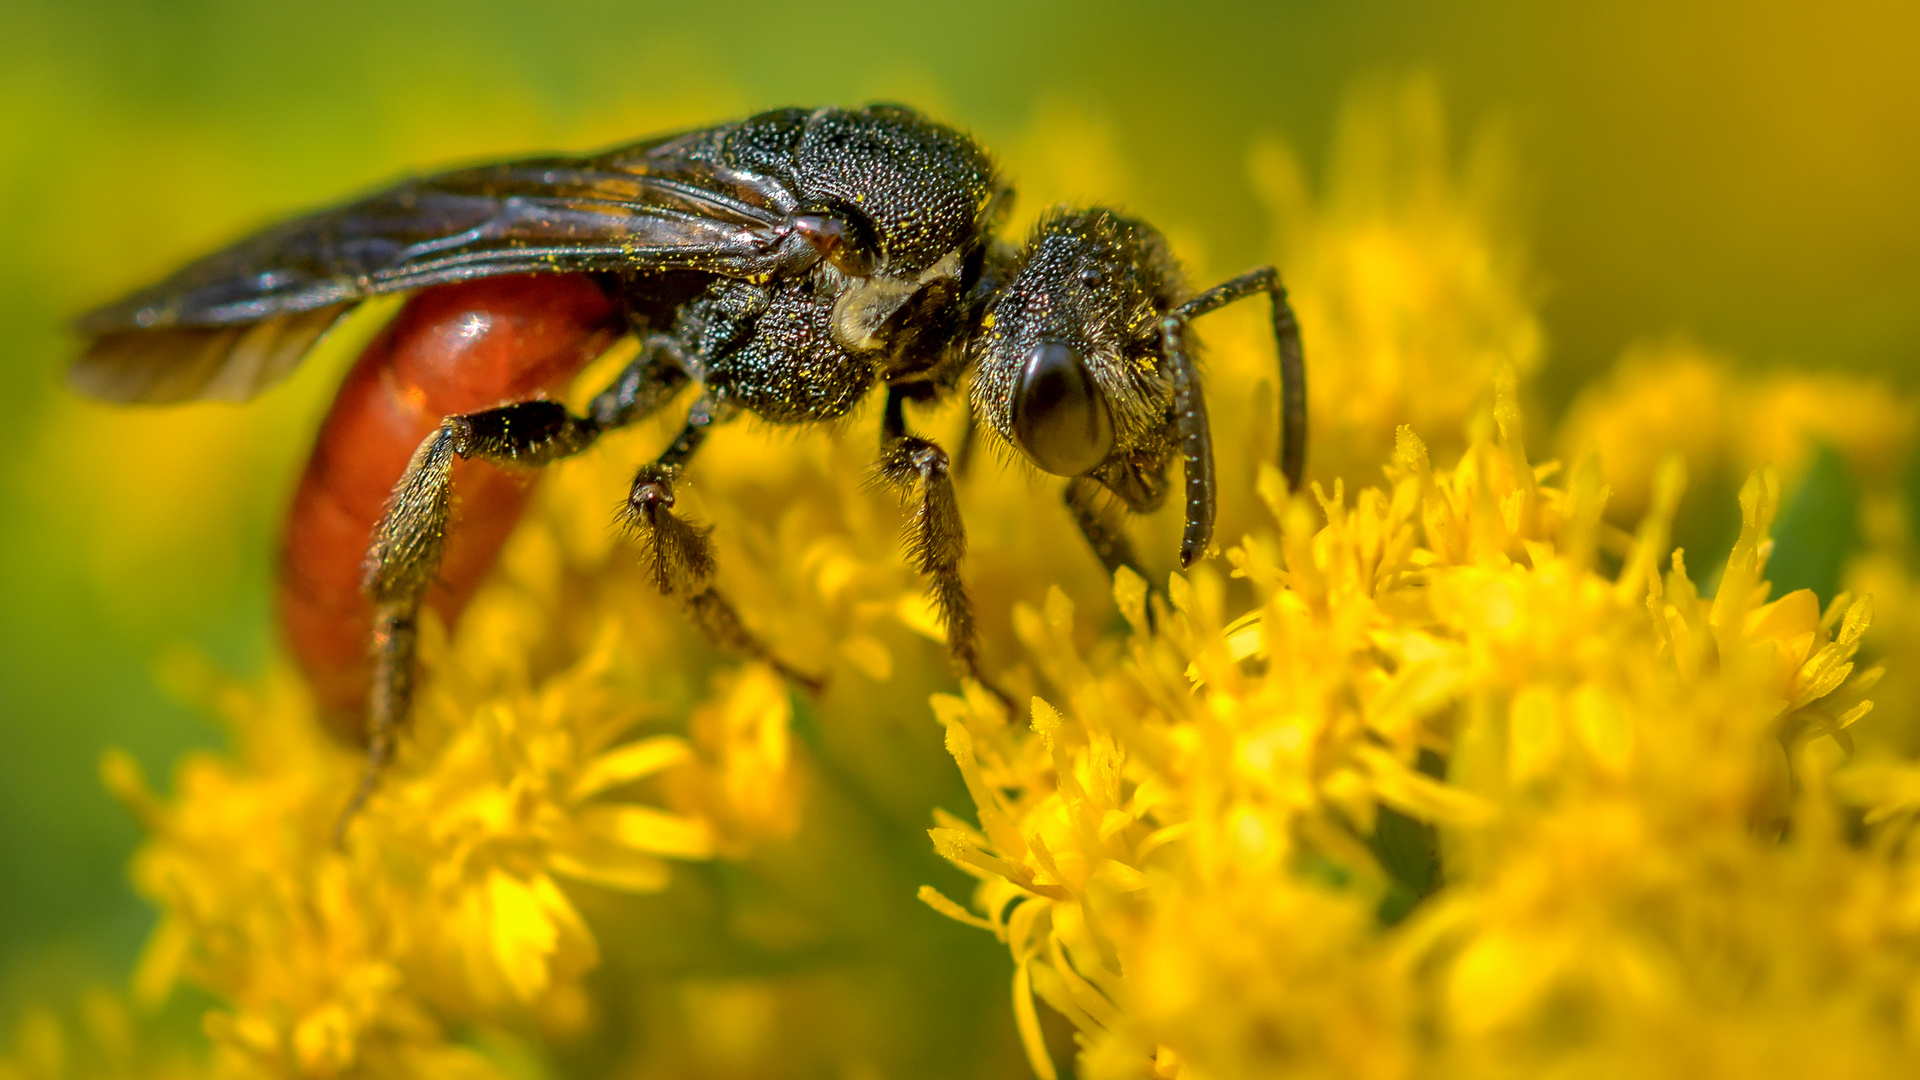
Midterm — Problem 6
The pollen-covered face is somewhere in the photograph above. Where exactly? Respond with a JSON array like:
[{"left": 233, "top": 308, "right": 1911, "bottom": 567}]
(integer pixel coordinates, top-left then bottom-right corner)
[{"left": 969, "top": 208, "right": 1186, "bottom": 476}]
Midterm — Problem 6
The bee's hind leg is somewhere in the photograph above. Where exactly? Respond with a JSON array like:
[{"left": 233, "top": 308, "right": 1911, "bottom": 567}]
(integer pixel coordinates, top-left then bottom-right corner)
[{"left": 339, "top": 338, "right": 692, "bottom": 842}]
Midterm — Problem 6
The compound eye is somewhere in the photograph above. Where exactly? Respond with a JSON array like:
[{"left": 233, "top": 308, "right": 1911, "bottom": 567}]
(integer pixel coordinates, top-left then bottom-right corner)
[
  {"left": 793, "top": 213, "right": 877, "bottom": 277},
  {"left": 1012, "top": 342, "right": 1115, "bottom": 477}
]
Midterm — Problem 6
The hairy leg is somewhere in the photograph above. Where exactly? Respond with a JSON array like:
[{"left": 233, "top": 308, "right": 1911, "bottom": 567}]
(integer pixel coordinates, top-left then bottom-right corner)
[
  {"left": 618, "top": 399, "right": 826, "bottom": 694},
  {"left": 1065, "top": 467, "right": 1175, "bottom": 629},
  {"left": 339, "top": 340, "right": 689, "bottom": 838},
  {"left": 876, "top": 387, "right": 1007, "bottom": 703},
  {"left": 1064, "top": 475, "right": 1143, "bottom": 580}
]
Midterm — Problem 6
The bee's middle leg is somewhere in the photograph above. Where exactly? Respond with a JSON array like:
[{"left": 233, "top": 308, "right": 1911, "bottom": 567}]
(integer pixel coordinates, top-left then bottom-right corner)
[
  {"left": 618, "top": 398, "right": 825, "bottom": 693},
  {"left": 341, "top": 339, "right": 690, "bottom": 838}
]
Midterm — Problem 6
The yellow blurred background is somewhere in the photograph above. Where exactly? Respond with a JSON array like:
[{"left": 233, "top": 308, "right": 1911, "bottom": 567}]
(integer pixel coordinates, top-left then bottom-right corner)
[{"left": 1, "top": 0, "right": 1916, "bottom": 1052}]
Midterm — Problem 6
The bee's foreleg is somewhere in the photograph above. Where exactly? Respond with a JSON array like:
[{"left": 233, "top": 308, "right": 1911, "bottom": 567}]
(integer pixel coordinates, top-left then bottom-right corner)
[
  {"left": 1066, "top": 471, "right": 1181, "bottom": 630},
  {"left": 1064, "top": 475, "right": 1143, "bottom": 581},
  {"left": 878, "top": 387, "right": 1008, "bottom": 706}
]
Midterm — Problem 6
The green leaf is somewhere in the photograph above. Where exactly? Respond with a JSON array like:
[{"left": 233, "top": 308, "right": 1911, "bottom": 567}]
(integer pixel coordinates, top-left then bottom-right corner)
[{"left": 1767, "top": 444, "right": 1860, "bottom": 605}]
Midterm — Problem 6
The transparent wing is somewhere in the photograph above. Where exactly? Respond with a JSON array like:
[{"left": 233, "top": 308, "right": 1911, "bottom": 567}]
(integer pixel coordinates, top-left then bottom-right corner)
[
  {"left": 71, "top": 304, "right": 354, "bottom": 404},
  {"left": 71, "top": 142, "right": 792, "bottom": 403}
]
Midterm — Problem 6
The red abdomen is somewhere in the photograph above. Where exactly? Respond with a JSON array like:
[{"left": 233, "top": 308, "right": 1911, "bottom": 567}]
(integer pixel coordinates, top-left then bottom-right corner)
[{"left": 279, "top": 275, "right": 620, "bottom": 738}]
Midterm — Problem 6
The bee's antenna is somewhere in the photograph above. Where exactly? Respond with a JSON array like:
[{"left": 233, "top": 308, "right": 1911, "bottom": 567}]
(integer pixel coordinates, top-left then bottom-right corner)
[
  {"left": 1271, "top": 285, "right": 1307, "bottom": 494},
  {"left": 1160, "top": 313, "right": 1216, "bottom": 569}
]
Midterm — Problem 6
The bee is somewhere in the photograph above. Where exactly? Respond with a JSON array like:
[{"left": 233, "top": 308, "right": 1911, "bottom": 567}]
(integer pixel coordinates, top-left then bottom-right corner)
[{"left": 70, "top": 104, "right": 1305, "bottom": 830}]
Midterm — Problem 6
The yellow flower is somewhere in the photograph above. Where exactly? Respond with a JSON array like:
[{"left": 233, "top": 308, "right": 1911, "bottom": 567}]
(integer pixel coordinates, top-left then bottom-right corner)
[
  {"left": 102, "top": 551, "right": 803, "bottom": 1075},
  {"left": 1247, "top": 76, "right": 1541, "bottom": 483},
  {"left": 1558, "top": 339, "right": 1917, "bottom": 522},
  {"left": 1558, "top": 338, "right": 1919, "bottom": 757},
  {"left": 924, "top": 373, "right": 1894, "bottom": 1079},
  {"left": 42, "top": 92, "right": 1918, "bottom": 1080}
]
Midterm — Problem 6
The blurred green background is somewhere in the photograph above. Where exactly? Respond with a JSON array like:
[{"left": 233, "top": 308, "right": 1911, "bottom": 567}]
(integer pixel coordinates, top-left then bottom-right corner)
[{"left": 2, "top": 0, "right": 1916, "bottom": 1031}]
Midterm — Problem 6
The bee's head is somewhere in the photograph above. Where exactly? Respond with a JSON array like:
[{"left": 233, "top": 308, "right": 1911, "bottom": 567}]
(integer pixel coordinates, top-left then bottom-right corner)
[{"left": 970, "top": 208, "right": 1185, "bottom": 477}]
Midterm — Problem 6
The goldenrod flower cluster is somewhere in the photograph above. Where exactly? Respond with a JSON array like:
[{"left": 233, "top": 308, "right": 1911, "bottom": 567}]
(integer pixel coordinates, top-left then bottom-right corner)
[
  {"left": 105, "top": 610, "right": 807, "bottom": 1075},
  {"left": 1250, "top": 79, "right": 1541, "bottom": 480},
  {"left": 1561, "top": 341, "right": 1920, "bottom": 754},
  {"left": 6, "top": 88, "right": 1917, "bottom": 1080},
  {"left": 927, "top": 371, "right": 1891, "bottom": 1077}
]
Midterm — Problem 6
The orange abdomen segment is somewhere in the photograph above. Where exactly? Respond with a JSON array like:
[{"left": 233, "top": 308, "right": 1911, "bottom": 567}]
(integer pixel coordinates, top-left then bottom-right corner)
[{"left": 278, "top": 275, "right": 621, "bottom": 736}]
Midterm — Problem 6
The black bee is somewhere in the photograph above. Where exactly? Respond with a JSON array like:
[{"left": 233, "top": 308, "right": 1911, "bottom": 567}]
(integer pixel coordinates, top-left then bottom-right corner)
[{"left": 69, "top": 104, "right": 1305, "bottom": 825}]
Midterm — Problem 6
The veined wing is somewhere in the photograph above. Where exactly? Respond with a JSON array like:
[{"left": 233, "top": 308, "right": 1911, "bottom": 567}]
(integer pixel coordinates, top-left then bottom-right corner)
[{"left": 71, "top": 146, "right": 793, "bottom": 402}]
